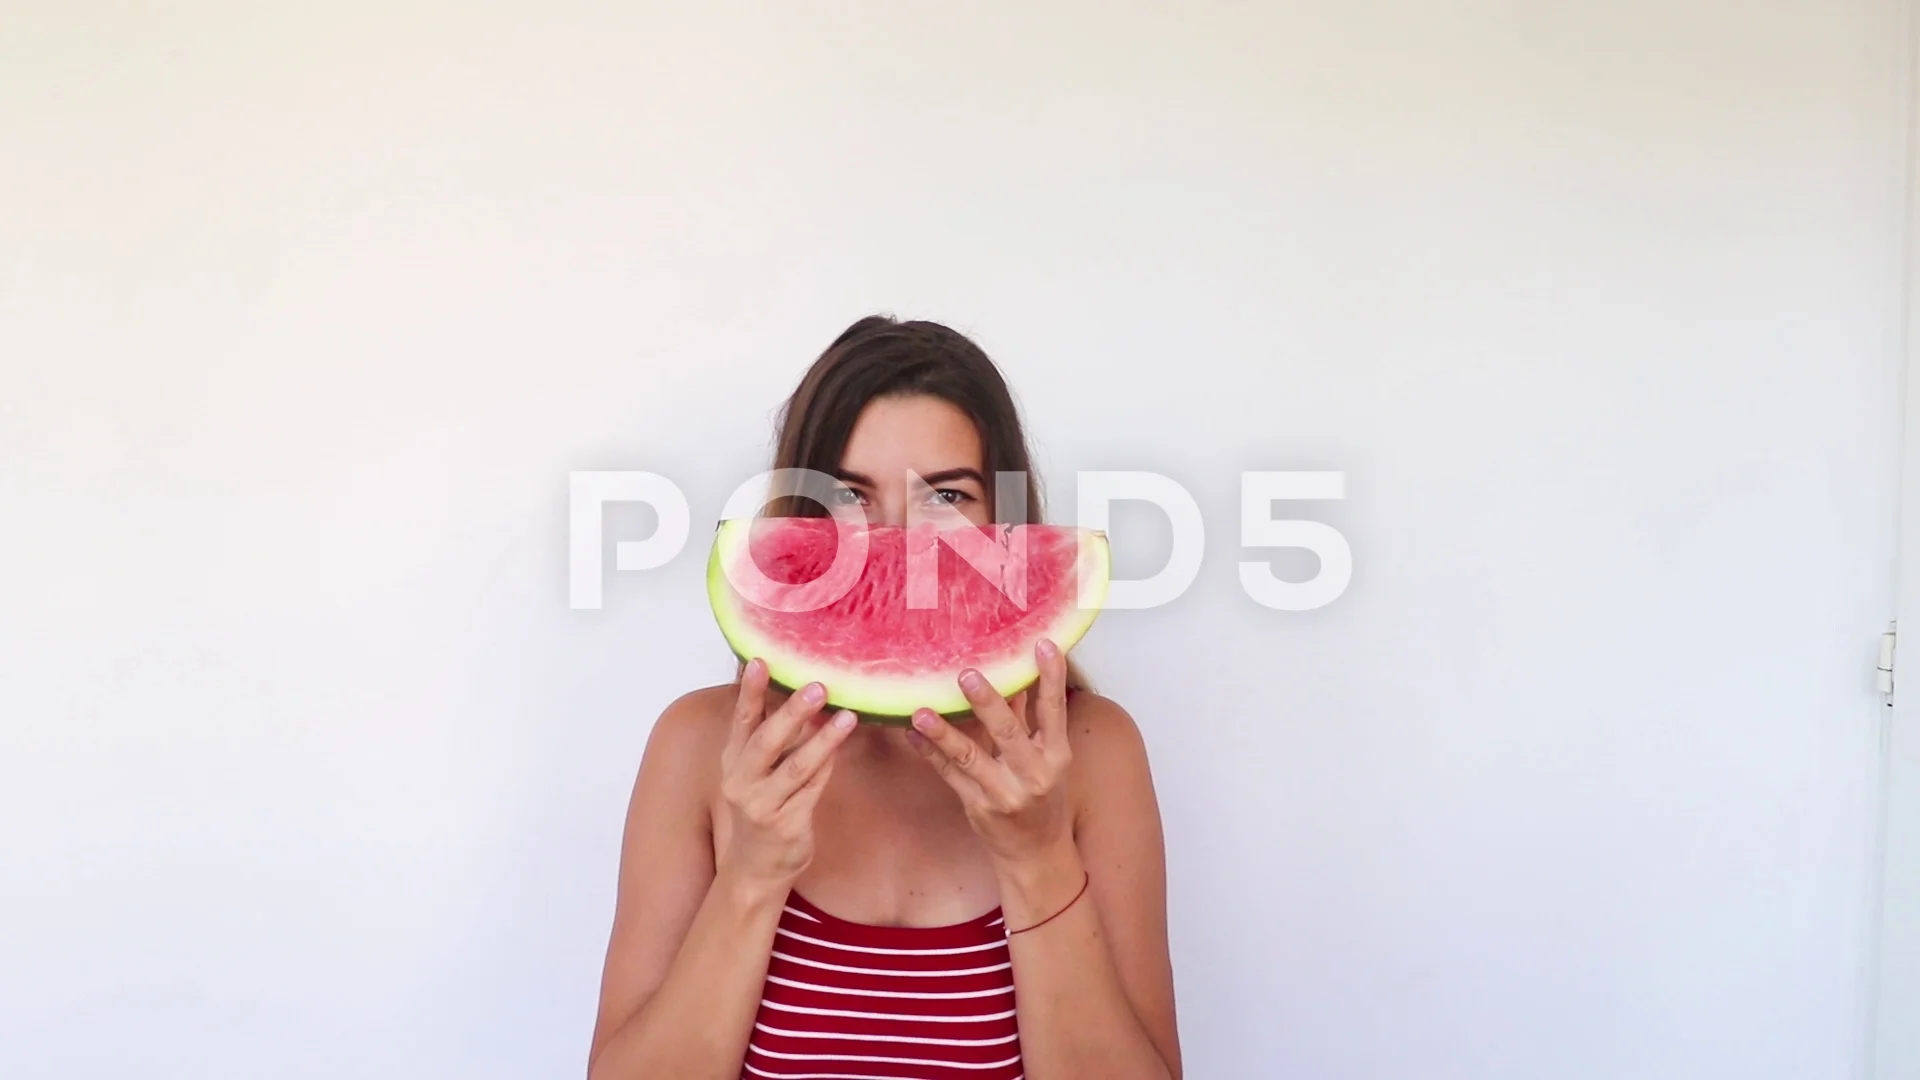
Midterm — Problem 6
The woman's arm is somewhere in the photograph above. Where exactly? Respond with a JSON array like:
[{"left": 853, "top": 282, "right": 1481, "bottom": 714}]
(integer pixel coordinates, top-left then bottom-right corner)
[
  {"left": 996, "top": 694, "right": 1181, "bottom": 1079},
  {"left": 586, "top": 669, "right": 853, "bottom": 1080},
  {"left": 906, "top": 643, "right": 1181, "bottom": 1080}
]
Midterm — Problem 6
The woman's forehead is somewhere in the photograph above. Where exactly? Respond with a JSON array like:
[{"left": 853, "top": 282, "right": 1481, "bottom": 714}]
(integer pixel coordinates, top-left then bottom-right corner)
[{"left": 840, "top": 395, "right": 984, "bottom": 475}]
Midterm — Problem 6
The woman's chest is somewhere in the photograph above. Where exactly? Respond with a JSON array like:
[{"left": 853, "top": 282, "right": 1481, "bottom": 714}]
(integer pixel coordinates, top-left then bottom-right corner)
[
  {"left": 799, "top": 780, "right": 1003, "bottom": 927},
  {"left": 706, "top": 747, "right": 1002, "bottom": 926}
]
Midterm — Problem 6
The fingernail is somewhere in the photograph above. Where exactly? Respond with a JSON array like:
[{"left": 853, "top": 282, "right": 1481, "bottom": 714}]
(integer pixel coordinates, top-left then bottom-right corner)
[
  {"left": 912, "top": 710, "right": 935, "bottom": 731},
  {"left": 833, "top": 710, "right": 855, "bottom": 730},
  {"left": 960, "top": 670, "right": 984, "bottom": 691},
  {"left": 746, "top": 658, "right": 765, "bottom": 677},
  {"left": 1037, "top": 639, "right": 1058, "bottom": 659},
  {"left": 802, "top": 683, "right": 826, "bottom": 704}
]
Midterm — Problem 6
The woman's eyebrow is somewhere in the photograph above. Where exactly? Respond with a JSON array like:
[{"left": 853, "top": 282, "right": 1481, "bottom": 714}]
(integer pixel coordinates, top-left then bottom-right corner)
[
  {"left": 914, "top": 468, "right": 988, "bottom": 488},
  {"left": 832, "top": 468, "right": 988, "bottom": 488}
]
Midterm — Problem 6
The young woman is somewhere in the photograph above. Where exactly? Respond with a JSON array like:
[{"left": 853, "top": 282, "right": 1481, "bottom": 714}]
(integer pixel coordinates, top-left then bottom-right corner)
[{"left": 586, "top": 316, "right": 1181, "bottom": 1080}]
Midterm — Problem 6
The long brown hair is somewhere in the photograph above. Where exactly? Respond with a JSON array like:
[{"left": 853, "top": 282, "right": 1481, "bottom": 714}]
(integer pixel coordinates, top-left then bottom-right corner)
[{"left": 761, "top": 314, "right": 1091, "bottom": 694}]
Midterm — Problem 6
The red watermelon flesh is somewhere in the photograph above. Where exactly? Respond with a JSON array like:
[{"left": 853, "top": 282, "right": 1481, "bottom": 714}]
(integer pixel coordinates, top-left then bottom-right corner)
[{"left": 706, "top": 517, "right": 1110, "bottom": 718}]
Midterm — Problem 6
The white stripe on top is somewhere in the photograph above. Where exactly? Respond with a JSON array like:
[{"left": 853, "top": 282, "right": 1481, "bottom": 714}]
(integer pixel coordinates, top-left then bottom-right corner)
[
  {"left": 746, "top": 1065, "right": 1023, "bottom": 1080},
  {"left": 753, "top": 1021, "right": 1019, "bottom": 1047},
  {"left": 758, "top": 999, "right": 1018, "bottom": 1024},
  {"left": 770, "top": 950, "right": 1012, "bottom": 978},
  {"left": 775, "top": 926, "right": 1008, "bottom": 956},
  {"left": 764, "top": 974, "right": 1014, "bottom": 1000},
  {"left": 750, "top": 1047, "right": 1023, "bottom": 1069}
]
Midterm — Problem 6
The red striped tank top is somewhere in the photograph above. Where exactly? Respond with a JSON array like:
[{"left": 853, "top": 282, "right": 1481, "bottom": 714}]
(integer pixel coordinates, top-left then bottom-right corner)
[{"left": 741, "top": 889, "right": 1022, "bottom": 1080}]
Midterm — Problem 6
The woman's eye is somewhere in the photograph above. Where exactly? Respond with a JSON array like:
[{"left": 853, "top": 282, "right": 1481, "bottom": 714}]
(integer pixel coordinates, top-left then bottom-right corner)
[
  {"left": 830, "top": 487, "right": 867, "bottom": 506},
  {"left": 927, "top": 488, "right": 973, "bottom": 506}
]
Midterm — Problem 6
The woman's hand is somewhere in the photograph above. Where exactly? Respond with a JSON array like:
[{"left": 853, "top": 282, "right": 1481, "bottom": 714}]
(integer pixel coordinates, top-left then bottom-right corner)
[
  {"left": 716, "top": 658, "right": 857, "bottom": 893},
  {"left": 907, "top": 638, "right": 1075, "bottom": 867}
]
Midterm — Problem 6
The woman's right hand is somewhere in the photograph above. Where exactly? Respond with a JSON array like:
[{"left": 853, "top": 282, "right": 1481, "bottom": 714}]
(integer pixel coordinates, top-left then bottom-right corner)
[{"left": 716, "top": 658, "right": 857, "bottom": 893}]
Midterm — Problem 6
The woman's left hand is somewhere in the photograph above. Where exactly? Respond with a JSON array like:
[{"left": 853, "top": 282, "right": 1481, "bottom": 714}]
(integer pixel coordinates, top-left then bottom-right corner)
[{"left": 908, "top": 637, "right": 1075, "bottom": 866}]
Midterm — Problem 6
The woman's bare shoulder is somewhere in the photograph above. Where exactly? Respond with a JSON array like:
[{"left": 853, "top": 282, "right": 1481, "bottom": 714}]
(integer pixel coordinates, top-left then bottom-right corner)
[
  {"left": 644, "top": 682, "right": 737, "bottom": 759},
  {"left": 626, "top": 682, "right": 738, "bottom": 814},
  {"left": 1062, "top": 689, "right": 1160, "bottom": 793},
  {"left": 1064, "top": 688, "right": 1148, "bottom": 747}
]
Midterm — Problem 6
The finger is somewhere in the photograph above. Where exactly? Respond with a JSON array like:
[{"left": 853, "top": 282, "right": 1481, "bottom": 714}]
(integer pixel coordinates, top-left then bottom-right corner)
[
  {"left": 1008, "top": 690, "right": 1032, "bottom": 740},
  {"left": 781, "top": 734, "right": 842, "bottom": 817},
  {"left": 1033, "top": 639, "right": 1071, "bottom": 757},
  {"left": 767, "top": 709, "right": 857, "bottom": 804},
  {"left": 910, "top": 707, "right": 1013, "bottom": 799},
  {"left": 905, "top": 718, "right": 983, "bottom": 798},
  {"left": 958, "top": 668, "right": 1041, "bottom": 776},
  {"left": 745, "top": 680, "right": 829, "bottom": 773},
  {"left": 725, "top": 658, "right": 771, "bottom": 758}
]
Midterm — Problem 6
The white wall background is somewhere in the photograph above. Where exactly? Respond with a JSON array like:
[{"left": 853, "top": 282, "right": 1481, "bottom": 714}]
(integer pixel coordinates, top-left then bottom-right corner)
[{"left": 2, "top": 3, "right": 1910, "bottom": 1078}]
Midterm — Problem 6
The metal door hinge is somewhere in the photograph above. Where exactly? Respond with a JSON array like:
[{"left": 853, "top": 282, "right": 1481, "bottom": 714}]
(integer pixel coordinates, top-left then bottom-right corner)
[{"left": 1879, "top": 622, "right": 1898, "bottom": 700}]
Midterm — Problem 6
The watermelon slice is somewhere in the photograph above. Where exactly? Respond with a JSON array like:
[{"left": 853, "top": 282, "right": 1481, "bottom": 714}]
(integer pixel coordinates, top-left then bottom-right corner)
[{"left": 706, "top": 517, "right": 1110, "bottom": 720}]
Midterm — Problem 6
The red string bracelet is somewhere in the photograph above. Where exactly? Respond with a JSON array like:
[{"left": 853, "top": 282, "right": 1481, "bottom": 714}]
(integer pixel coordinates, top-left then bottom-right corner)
[{"left": 1005, "top": 871, "right": 1091, "bottom": 937}]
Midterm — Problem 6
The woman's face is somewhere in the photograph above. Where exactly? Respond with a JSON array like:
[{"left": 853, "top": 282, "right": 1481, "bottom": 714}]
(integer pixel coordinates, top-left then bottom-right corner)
[{"left": 831, "top": 394, "right": 993, "bottom": 528}]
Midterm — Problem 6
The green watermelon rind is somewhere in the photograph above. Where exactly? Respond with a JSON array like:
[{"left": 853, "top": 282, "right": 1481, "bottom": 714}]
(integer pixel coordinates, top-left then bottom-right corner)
[{"left": 706, "top": 519, "right": 1110, "bottom": 721}]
